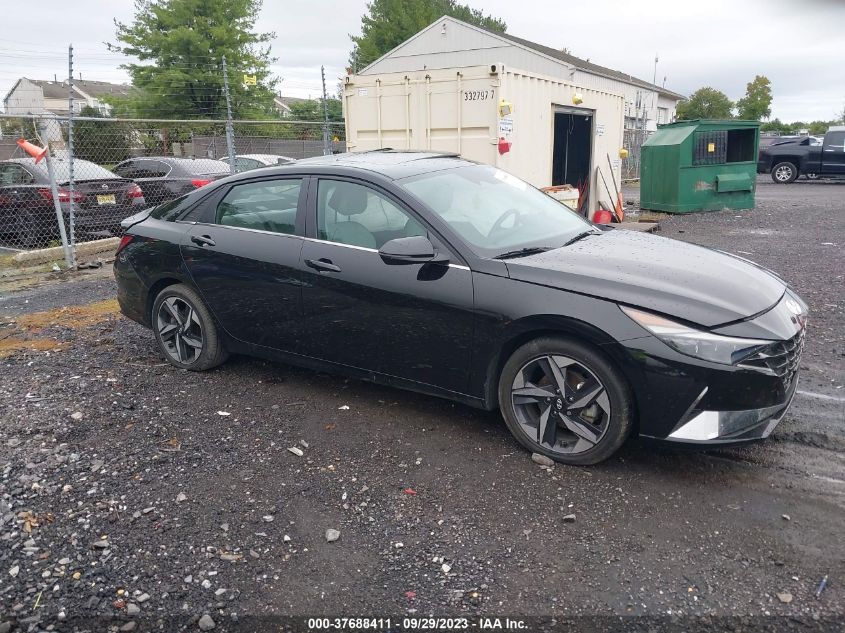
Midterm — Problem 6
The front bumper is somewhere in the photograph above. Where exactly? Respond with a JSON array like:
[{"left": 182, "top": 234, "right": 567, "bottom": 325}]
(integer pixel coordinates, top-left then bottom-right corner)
[
  {"left": 647, "top": 375, "right": 798, "bottom": 446},
  {"left": 615, "top": 290, "right": 808, "bottom": 445}
]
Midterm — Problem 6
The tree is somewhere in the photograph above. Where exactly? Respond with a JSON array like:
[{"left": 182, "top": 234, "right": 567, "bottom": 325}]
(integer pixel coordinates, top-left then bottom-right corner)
[
  {"left": 350, "top": 0, "right": 506, "bottom": 70},
  {"left": 109, "top": 0, "right": 277, "bottom": 119},
  {"left": 736, "top": 75, "right": 772, "bottom": 121},
  {"left": 760, "top": 118, "right": 792, "bottom": 135},
  {"left": 288, "top": 99, "right": 344, "bottom": 122},
  {"left": 72, "top": 106, "right": 133, "bottom": 166},
  {"left": 675, "top": 87, "right": 734, "bottom": 120}
]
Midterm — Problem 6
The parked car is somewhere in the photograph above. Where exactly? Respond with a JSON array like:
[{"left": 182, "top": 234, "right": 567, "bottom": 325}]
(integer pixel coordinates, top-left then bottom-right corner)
[
  {"left": 758, "top": 126, "right": 845, "bottom": 182},
  {"left": 115, "top": 151, "right": 808, "bottom": 465},
  {"left": 112, "top": 157, "right": 231, "bottom": 206},
  {"left": 0, "top": 157, "right": 145, "bottom": 248},
  {"left": 219, "top": 154, "right": 296, "bottom": 173}
]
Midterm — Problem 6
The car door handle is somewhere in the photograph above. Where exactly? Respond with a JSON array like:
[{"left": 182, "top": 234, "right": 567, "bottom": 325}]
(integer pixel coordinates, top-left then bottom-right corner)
[
  {"left": 305, "top": 258, "right": 341, "bottom": 273},
  {"left": 190, "top": 234, "right": 216, "bottom": 247}
]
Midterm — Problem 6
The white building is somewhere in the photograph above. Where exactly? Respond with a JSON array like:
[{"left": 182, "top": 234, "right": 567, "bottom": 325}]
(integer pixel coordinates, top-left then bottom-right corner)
[
  {"left": 343, "top": 17, "right": 685, "bottom": 212},
  {"left": 3, "top": 77, "right": 131, "bottom": 116},
  {"left": 359, "top": 17, "right": 684, "bottom": 131},
  {"left": 273, "top": 94, "right": 309, "bottom": 118}
]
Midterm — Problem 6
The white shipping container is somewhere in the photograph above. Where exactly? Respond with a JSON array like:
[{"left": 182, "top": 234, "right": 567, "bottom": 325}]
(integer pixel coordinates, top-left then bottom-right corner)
[{"left": 343, "top": 64, "right": 625, "bottom": 213}]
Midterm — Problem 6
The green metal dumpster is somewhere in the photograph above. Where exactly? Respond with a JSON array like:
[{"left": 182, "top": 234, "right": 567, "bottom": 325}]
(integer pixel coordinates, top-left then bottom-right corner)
[{"left": 640, "top": 120, "right": 760, "bottom": 212}]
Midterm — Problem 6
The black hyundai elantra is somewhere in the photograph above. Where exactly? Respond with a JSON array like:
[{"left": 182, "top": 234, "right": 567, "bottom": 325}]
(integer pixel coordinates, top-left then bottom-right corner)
[{"left": 114, "top": 151, "right": 808, "bottom": 465}]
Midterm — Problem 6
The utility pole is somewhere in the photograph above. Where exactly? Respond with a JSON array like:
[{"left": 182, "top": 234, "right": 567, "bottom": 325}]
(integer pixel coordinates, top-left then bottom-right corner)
[
  {"left": 67, "top": 43, "right": 77, "bottom": 259},
  {"left": 321, "top": 65, "right": 330, "bottom": 155},
  {"left": 39, "top": 120, "right": 74, "bottom": 269},
  {"left": 651, "top": 54, "right": 659, "bottom": 128},
  {"left": 222, "top": 55, "right": 236, "bottom": 174}
]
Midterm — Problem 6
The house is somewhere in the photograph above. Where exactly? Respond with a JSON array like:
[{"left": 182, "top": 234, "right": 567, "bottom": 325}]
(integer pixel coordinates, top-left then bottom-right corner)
[
  {"left": 71, "top": 80, "right": 132, "bottom": 114},
  {"left": 3, "top": 77, "right": 131, "bottom": 116},
  {"left": 273, "top": 94, "right": 310, "bottom": 118},
  {"left": 358, "top": 16, "right": 685, "bottom": 131}
]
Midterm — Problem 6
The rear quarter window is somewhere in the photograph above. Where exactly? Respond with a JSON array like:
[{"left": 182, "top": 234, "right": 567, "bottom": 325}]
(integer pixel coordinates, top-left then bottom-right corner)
[{"left": 150, "top": 195, "right": 190, "bottom": 221}]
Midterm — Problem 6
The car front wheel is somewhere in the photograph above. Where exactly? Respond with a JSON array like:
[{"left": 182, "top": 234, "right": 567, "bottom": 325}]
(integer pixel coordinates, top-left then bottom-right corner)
[
  {"left": 498, "top": 336, "right": 633, "bottom": 465},
  {"left": 771, "top": 162, "right": 798, "bottom": 184},
  {"left": 152, "top": 283, "right": 228, "bottom": 371}
]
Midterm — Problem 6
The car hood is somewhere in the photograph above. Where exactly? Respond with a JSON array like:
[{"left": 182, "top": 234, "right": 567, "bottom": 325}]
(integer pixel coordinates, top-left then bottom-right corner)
[{"left": 504, "top": 229, "right": 787, "bottom": 327}]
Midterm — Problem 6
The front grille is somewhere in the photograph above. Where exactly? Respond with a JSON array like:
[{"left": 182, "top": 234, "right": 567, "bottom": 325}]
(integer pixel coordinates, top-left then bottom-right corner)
[{"left": 741, "top": 329, "right": 805, "bottom": 381}]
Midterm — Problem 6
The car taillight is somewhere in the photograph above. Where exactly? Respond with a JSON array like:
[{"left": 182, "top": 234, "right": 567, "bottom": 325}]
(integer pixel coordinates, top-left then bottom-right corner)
[
  {"left": 115, "top": 234, "right": 134, "bottom": 256},
  {"left": 38, "top": 187, "right": 85, "bottom": 203},
  {"left": 191, "top": 178, "right": 212, "bottom": 188},
  {"left": 126, "top": 183, "right": 144, "bottom": 198}
]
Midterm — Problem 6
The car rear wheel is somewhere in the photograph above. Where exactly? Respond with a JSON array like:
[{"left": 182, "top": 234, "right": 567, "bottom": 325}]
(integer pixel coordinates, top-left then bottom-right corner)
[
  {"left": 498, "top": 336, "right": 633, "bottom": 465},
  {"left": 152, "top": 284, "right": 228, "bottom": 371},
  {"left": 771, "top": 162, "right": 798, "bottom": 184}
]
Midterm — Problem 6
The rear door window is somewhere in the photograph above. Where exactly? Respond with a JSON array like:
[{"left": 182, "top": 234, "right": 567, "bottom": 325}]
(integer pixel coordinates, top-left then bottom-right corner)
[
  {"left": 0, "top": 164, "right": 35, "bottom": 185},
  {"left": 112, "top": 160, "right": 137, "bottom": 178},
  {"left": 142, "top": 160, "right": 170, "bottom": 178},
  {"left": 824, "top": 131, "right": 845, "bottom": 151},
  {"left": 215, "top": 179, "right": 303, "bottom": 235}
]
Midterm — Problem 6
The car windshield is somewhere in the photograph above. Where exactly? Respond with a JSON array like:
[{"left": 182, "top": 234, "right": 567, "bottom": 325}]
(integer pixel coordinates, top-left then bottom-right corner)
[{"left": 399, "top": 164, "right": 592, "bottom": 256}]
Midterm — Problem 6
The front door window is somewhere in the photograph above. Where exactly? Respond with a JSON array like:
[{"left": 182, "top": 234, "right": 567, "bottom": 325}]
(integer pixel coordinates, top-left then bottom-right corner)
[{"left": 316, "top": 179, "right": 426, "bottom": 249}]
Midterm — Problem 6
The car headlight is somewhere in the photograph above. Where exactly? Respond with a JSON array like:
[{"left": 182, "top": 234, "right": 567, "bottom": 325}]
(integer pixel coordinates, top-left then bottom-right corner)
[{"left": 621, "top": 306, "right": 773, "bottom": 365}]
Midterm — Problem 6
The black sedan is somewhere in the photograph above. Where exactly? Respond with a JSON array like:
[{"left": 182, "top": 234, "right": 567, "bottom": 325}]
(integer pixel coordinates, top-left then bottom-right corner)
[
  {"left": 0, "top": 157, "right": 146, "bottom": 248},
  {"left": 112, "top": 157, "right": 230, "bottom": 206},
  {"left": 114, "top": 151, "right": 808, "bottom": 465}
]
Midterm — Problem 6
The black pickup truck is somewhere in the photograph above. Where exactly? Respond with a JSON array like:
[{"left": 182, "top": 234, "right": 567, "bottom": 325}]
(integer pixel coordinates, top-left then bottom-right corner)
[{"left": 758, "top": 126, "right": 845, "bottom": 183}]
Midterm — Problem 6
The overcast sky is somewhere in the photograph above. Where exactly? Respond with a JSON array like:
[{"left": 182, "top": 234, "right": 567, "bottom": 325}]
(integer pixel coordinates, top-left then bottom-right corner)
[{"left": 1, "top": 0, "right": 842, "bottom": 122}]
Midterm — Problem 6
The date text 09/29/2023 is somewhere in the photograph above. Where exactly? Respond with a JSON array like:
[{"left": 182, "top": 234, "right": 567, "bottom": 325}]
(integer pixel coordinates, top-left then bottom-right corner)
[{"left": 306, "top": 617, "right": 528, "bottom": 630}]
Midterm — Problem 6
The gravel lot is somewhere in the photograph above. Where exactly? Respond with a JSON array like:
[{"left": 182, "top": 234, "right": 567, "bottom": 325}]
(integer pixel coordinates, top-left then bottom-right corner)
[{"left": 1, "top": 176, "right": 843, "bottom": 632}]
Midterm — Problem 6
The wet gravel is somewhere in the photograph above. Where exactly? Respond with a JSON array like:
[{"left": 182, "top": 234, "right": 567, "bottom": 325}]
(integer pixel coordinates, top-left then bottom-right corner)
[{"left": 0, "top": 177, "right": 843, "bottom": 632}]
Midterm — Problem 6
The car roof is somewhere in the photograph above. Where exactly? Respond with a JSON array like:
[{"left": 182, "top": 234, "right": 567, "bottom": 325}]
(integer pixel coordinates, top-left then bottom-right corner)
[
  {"left": 125, "top": 156, "right": 218, "bottom": 166},
  {"left": 122, "top": 156, "right": 230, "bottom": 175},
  {"left": 293, "top": 150, "right": 475, "bottom": 179},
  {"left": 1, "top": 156, "right": 98, "bottom": 168},
  {"left": 234, "top": 154, "right": 295, "bottom": 162}
]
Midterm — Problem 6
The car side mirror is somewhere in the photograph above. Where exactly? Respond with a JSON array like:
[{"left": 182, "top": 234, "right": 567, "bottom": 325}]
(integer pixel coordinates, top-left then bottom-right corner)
[{"left": 378, "top": 236, "right": 449, "bottom": 265}]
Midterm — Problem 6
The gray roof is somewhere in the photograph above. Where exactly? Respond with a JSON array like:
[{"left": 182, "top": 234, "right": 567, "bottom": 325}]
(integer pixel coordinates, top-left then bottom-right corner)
[
  {"left": 490, "top": 30, "right": 686, "bottom": 101},
  {"left": 73, "top": 80, "right": 131, "bottom": 98},
  {"left": 274, "top": 95, "right": 309, "bottom": 108},
  {"left": 29, "top": 79, "right": 68, "bottom": 99}
]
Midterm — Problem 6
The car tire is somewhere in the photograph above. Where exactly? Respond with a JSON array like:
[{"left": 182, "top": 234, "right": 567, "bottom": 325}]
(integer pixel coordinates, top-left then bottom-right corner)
[
  {"left": 771, "top": 162, "right": 798, "bottom": 184},
  {"left": 152, "top": 283, "right": 228, "bottom": 371},
  {"left": 498, "top": 336, "right": 633, "bottom": 466},
  {"left": 805, "top": 173, "right": 820, "bottom": 180}
]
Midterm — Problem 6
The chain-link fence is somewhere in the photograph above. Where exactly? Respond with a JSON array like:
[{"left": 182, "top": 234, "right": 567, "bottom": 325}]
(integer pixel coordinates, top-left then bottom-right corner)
[
  {"left": 621, "top": 128, "right": 652, "bottom": 182},
  {"left": 0, "top": 114, "right": 345, "bottom": 258}
]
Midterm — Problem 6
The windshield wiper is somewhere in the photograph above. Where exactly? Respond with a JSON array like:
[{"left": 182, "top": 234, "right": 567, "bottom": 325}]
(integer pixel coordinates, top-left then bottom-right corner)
[
  {"left": 561, "top": 230, "right": 598, "bottom": 247},
  {"left": 493, "top": 246, "right": 553, "bottom": 260}
]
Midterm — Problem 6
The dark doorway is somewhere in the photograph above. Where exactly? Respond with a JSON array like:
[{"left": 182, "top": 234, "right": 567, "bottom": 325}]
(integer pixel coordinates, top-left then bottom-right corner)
[{"left": 552, "top": 110, "right": 593, "bottom": 190}]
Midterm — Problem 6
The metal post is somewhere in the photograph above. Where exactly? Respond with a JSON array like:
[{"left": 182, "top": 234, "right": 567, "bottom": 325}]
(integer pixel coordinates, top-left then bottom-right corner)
[
  {"left": 38, "top": 120, "right": 73, "bottom": 269},
  {"left": 67, "top": 43, "right": 77, "bottom": 260},
  {"left": 321, "top": 65, "right": 330, "bottom": 155},
  {"left": 222, "top": 55, "right": 236, "bottom": 174}
]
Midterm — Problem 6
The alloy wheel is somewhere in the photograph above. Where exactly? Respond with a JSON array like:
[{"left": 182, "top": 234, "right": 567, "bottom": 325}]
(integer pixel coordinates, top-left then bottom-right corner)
[
  {"left": 156, "top": 296, "right": 204, "bottom": 364},
  {"left": 775, "top": 165, "right": 793, "bottom": 182},
  {"left": 511, "top": 355, "right": 611, "bottom": 455}
]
